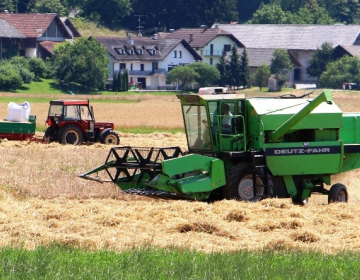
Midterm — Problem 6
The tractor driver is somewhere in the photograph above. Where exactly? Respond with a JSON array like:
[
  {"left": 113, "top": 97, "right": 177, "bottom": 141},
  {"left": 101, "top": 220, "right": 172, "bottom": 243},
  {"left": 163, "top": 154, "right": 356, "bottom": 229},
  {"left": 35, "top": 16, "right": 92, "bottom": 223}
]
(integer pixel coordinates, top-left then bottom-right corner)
[{"left": 213, "top": 103, "right": 233, "bottom": 134}]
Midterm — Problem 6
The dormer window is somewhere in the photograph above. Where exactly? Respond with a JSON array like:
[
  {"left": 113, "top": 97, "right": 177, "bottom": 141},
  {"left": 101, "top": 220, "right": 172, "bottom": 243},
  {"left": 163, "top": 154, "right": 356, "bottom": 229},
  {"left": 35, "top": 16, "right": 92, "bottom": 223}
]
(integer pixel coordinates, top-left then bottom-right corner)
[
  {"left": 117, "top": 48, "right": 124, "bottom": 55},
  {"left": 130, "top": 48, "right": 134, "bottom": 55},
  {"left": 152, "top": 48, "right": 156, "bottom": 55},
  {"left": 139, "top": 48, "right": 143, "bottom": 55}
]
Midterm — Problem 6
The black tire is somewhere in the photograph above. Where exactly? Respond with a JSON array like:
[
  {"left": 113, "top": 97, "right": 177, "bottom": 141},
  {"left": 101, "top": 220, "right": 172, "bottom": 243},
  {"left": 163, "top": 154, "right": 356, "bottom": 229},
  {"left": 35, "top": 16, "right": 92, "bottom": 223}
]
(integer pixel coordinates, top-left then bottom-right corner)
[
  {"left": 328, "top": 183, "right": 348, "bottom": 203},
  {"left": 224, "top": 163, "right": 264, "bottom": 202},
  {"left": 57, "top": 125, "right": 84, "bottom": 145},
  {"left": 100, "top": 130, "right": 120, "bottom": 145},
  {"left": 44, "top": 126, "right": 56, "bottom": 143}
]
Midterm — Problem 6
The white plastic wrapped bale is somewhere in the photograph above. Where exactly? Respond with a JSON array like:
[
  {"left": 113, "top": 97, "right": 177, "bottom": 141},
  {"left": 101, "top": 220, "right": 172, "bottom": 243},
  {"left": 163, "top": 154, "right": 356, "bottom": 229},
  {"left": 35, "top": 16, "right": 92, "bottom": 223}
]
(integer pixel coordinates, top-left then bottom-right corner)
[{"left": 7, "top": 101, "right": 31, "bottom": 122}]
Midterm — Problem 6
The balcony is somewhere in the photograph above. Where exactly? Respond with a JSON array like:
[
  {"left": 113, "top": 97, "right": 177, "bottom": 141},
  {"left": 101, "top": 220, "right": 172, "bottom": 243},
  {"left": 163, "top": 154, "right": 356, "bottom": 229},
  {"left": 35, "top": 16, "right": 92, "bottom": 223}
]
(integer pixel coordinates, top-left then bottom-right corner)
[
  {"left": 128, "top": 68, "right": 168, "bottom": 76},
  {"left": 202, "top": 50, "right": 228, "bottom": 56}
]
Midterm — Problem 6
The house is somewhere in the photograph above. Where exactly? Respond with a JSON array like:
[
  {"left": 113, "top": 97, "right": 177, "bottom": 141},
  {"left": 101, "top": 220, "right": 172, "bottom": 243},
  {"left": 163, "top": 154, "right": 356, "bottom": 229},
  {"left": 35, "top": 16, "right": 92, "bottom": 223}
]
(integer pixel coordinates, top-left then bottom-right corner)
[
  {"left": 163, "top": 26, "right": 244, "bottom": 66},
  {"left": 213, "top": 24, "right": 360, "bottom": 84},
  {"left": 95, "top": 35, "right": 202, "bottom": 90},
  {"left": 0, "top": 13, "right": 80, "bottom": 59},
  {"left": 0, "top": 18, "right": 25, "bottom": 60}
]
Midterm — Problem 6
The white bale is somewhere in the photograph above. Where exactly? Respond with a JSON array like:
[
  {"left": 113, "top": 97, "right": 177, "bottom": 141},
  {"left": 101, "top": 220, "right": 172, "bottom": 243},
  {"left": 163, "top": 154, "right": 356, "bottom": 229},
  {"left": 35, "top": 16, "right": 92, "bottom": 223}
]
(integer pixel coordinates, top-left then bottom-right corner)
[{"left": 7, "top": 101, "right": 31, "bottom": 122}]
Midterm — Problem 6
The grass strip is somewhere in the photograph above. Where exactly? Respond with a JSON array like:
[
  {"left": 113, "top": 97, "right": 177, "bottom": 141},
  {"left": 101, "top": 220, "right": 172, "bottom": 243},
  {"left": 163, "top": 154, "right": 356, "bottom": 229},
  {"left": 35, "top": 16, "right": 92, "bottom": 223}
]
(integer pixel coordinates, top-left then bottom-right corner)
[{"left": 0, "top": 246, "right": 358, "bottom": 279}]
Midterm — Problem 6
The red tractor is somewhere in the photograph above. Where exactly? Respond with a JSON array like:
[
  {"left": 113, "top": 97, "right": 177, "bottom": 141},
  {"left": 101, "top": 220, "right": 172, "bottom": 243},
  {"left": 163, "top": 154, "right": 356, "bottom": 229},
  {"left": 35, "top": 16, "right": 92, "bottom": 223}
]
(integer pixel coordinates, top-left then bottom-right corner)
[{"left": 44, "top": 100, "right": 120, "bottom": 145}]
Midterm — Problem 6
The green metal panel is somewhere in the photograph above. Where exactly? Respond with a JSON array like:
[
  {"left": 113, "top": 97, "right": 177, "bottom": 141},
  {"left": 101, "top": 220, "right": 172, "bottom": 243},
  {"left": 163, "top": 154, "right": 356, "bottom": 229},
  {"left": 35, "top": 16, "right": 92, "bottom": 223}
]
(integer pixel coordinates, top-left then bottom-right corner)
[
  {"left": 247, "top": 93, "right": 342, "bottom": 133},
  {"left": 152, "top": 154, "right": 226, "bottom": 193},
  {"left": 265, "top": 141, "right": 342, "bottom": 176},
  {"left": 0, "top": 115, "right": 36, "bottom": 134},
  {"left": 340, "top": 114, "right": 360, "bottom": 144}
]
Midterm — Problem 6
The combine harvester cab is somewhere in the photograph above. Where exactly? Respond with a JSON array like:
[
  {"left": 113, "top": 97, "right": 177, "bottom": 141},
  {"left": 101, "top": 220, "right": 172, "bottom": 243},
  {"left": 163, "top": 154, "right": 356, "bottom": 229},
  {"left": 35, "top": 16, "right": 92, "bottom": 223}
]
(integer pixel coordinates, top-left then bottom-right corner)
[{"left": 79, "top": 89, "right": 360, "bottom": 204}]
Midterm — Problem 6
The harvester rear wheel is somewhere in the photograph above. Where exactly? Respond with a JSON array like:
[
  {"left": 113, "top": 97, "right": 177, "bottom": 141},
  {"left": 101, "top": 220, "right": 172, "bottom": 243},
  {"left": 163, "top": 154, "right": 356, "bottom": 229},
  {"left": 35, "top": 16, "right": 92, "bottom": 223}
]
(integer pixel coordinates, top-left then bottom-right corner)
[
  {"left": 224, "top": 163, "right": 264, "bottom": 202},
  {"left": 57, "top": 125, "right": 83, "bottom": 145},
  {"left": 328, "top": 183, "right": 348, "bottom": 203},
  {"left": 100, "top": 130, "right": 120, "bottom": 145}
]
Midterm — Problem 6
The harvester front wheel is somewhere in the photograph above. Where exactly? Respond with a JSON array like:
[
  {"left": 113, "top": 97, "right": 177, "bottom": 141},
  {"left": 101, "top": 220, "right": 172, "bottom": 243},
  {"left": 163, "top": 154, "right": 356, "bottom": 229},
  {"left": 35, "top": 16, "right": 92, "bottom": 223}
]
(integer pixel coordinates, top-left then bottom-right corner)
[
  {"left": 100, "top": 130, "right": 120, "bottom": 145},
  {"left": 224, "top": 163, "right": 264, "bottom": 202},
  {"left": 58, "top": 125, "right": 83, "bottom": 145},
  {"left": 328, "top": 183, "right": 348, "bottom": 203}
]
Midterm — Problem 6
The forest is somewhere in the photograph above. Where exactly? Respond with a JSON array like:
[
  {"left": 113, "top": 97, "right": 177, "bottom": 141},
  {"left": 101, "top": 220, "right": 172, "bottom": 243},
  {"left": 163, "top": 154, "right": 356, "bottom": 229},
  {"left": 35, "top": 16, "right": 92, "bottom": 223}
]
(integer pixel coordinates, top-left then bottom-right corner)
[{"left": 1, "top": 0, "right": 360, "bottom": 35}]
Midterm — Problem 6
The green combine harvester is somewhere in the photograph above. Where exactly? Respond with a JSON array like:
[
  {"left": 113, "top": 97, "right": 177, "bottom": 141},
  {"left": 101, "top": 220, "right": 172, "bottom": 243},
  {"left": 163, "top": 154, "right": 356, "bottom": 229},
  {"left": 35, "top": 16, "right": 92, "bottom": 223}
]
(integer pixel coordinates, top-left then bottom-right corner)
[{"left": 79, "top": 89, "right": 360, "bottom": 204}]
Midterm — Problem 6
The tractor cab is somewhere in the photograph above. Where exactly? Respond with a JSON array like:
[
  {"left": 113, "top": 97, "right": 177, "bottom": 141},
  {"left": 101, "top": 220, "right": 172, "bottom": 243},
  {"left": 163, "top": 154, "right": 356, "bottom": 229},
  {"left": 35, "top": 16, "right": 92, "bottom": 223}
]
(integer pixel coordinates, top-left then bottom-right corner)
[{"left": 178, "top": 93, "right": 247, "bottom": 154}]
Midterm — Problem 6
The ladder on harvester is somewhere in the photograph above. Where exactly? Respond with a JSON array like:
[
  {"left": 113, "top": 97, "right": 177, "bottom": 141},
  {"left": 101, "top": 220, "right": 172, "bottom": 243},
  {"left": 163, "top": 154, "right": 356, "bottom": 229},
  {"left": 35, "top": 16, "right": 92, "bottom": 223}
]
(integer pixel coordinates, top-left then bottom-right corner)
[{"left": 251, "top": 149, "right": 271, "bottom": 200}]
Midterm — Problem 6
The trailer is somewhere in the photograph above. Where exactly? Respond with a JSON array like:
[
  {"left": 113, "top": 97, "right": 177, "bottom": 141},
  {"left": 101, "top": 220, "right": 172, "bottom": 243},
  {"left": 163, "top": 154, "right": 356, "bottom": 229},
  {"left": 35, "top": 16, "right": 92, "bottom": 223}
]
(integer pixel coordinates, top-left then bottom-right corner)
[{"left": 0, "top": 115, "right": 37, "bottom": 142}]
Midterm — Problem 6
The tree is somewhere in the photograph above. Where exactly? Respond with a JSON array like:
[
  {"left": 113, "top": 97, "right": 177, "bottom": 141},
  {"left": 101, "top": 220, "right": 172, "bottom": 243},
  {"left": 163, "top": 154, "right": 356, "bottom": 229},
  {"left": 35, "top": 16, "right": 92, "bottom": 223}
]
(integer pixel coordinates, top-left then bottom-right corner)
[
  {"left": 28, "top": 57, "right": 47, "bottom": 80},
  {"left": 27, "top": 0, "right": 68, "bottom": 16},
  {"left": 216, "top": 54, "right": 229, "bottom": 87},
  {"left": 253, "top": 63, "right": 271, "bottom": 91},
  {"left": 188, "top": 62, "right": 220, "bottom": 87},
  {"left": 239, "top": 48, "right": 251, "bottom": 88},
  {"left": 320, "top": 55, "right": 360, "bottom": 89},
  {"left": 306, "top": 42, "right": 335, "bottom": 78},
  {"left": 227, "top": 45, "right": 241, "bottom": 88},
  {"left": 52, "top": 37, "right": 109, "bottom": 90},
  {"left": 270, "top": 49, "right": 293, "bottom": 88},
  {"left": 270, "top": 49, "right": 293, "bottom": 74},
  {"left": 290, "top": 0, "right": 335, "bottom": 24},
  {"left": 248, "top": 3, "right": 292, "bottom": 24},
  {"left": 166, "top": 66, "right": 198, "bottom": 91},
  {"left": 0, "top": 62, "right": 23, "bottom": 90}
]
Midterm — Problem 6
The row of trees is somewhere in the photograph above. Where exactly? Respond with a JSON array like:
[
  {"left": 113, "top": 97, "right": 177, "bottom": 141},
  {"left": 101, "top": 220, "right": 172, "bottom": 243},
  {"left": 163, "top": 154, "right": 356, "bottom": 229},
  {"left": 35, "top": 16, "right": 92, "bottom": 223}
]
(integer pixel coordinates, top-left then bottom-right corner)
[{"left": 2, "top": 0, "right": 360, "bottom": 32}]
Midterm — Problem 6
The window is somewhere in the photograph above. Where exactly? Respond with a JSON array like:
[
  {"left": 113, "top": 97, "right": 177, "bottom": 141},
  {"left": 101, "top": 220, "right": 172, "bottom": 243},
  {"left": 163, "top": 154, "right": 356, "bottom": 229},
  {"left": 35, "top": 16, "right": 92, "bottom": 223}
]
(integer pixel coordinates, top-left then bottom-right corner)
[
  {"left": 152, "top": 62, "right": 158, "bottom": 70},
  {"left": 139, "top": 48, "right": 143, "bottom": 55},
  {"left": 152, "top": 49, "right": 156, "bottom": 55},
  {"left": 120, "top": 63, "right": 126, "bottom": 70},
  {"left": 173, "top": 51, "right": 177, "bottom": 58},
  {"left": 210, "top": 58, "right": 213, "bottom": 65},
  {"left": 130, "top": 63, "right": 133, "bottom": 71},
  {"left": 179, "top": 51, "right": 182, "bottom": 58},
  {"left": 140, "top": 64, "right": 144, "bottom": 71},
  {"left": 130, "top": 48, "right": 134, "bottom": 54},
  {"left": 210, "top": 44, "right": 214, "bottom": 55},
  {"left": 224, "top": 44, "right": 231, "bottom": 53}
]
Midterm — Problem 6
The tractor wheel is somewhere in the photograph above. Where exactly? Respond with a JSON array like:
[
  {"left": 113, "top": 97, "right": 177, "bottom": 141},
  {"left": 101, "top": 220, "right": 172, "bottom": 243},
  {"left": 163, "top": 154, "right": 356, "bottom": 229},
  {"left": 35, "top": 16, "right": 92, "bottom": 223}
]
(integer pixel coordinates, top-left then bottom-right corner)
[
  {"left": 224, "top": 163, "right": 264, "bottom": 202},
  {"left": 57, "top": 125, "right": 83, "bottom": 145},
  {"left": 328, "top": 183, "right": 348, "bottom": 203},
  {"left": 100, "top": 130, "right": 120, "bottom": 145},
  {"left": 44, "top": 127, "right": 56, "bottom": 143}
]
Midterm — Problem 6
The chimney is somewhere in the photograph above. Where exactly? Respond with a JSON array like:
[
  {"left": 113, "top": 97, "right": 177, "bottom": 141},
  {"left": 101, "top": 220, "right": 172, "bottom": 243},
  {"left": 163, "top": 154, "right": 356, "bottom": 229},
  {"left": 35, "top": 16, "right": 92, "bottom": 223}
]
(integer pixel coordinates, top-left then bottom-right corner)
[
  {"left": 127, "top": 34, "right": 134, "bottom": 45},
  {"left": 189, "top": 34, "right": 193, "bottom": 42}
]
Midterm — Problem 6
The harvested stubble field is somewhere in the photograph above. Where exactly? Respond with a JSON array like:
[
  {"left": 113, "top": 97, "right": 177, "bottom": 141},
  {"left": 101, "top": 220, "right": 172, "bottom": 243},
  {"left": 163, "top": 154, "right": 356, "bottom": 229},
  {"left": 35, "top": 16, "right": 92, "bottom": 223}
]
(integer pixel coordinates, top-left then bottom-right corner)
[{"left": 1, "top": 90, "right": 360, "bottom": 254}]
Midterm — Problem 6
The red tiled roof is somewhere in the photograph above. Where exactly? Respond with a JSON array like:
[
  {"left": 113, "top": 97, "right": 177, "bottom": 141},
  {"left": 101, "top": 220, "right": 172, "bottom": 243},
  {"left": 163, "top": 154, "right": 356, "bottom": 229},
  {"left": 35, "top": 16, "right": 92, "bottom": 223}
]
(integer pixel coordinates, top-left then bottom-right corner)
[
  {"left": 0, "top": 13, "right": 58, "bottom": 38},
  {"left": 39, "top": 40, "right": 59, "bottom": 54}
]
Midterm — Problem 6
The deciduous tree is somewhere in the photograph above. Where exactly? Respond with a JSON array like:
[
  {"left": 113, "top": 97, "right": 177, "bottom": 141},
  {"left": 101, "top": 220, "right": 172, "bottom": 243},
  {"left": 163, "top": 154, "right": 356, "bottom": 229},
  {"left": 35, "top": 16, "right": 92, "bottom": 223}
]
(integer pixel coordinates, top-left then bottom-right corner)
[
  {"left": 166, "top": 66, "right": 198, "bottom": 91},
  {"left": 52, "top": 37, "right": 109, "bottom": 90},
  {"left": 188, "top": 62, "right": 220, "bottom": 87}
]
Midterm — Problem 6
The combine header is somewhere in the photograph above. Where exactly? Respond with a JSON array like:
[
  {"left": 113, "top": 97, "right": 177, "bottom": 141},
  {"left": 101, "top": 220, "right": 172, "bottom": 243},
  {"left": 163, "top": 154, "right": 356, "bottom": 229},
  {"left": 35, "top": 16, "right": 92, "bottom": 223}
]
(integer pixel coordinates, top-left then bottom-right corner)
[{"left": 79, "top": 89, "right": 360, "bottom": 204}]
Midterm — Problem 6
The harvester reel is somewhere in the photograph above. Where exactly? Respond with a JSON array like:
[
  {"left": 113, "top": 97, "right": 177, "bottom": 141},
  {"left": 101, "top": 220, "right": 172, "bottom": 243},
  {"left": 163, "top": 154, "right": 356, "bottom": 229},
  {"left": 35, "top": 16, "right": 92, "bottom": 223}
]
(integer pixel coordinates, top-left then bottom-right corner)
[{"left": 102, "top": 146, "right": 183, "bottom": 186}]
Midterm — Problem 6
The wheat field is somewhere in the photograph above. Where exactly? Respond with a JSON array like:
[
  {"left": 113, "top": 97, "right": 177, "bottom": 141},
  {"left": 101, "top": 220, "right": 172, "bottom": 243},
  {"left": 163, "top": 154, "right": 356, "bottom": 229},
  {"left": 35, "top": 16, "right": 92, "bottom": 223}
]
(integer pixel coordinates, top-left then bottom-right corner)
[{"left": 1, "top": 90, "right": 360, "bottom": 254}]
